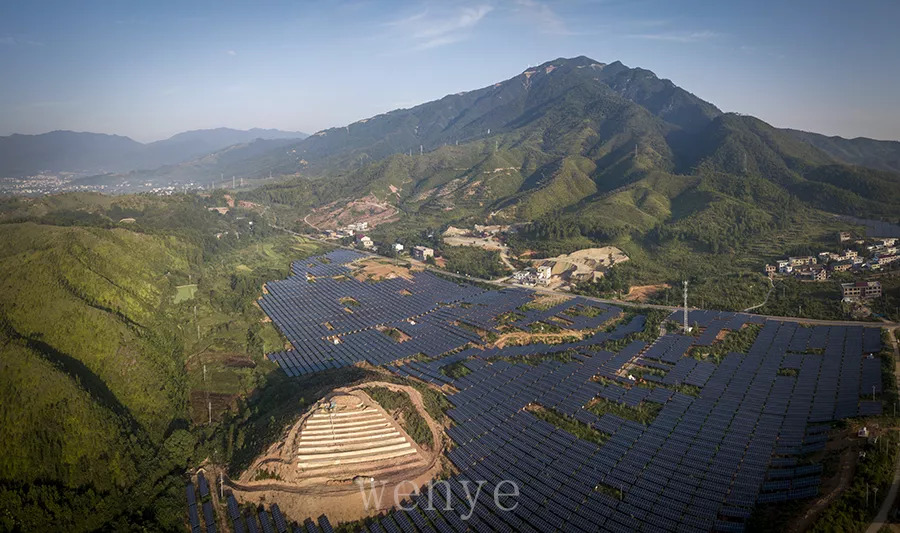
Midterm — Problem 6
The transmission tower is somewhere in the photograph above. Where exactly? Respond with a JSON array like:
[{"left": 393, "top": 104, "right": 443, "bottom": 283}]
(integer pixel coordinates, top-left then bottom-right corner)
[{"left": 683, "top": 280, "right": 689, "bottom": 332}]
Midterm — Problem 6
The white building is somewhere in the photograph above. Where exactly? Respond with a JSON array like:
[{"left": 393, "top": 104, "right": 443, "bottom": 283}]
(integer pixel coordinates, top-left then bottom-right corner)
[
  {"left": 537, "top": 264, "right": 553, "bottom": 283},
  {"left": 776, "top": 260, "right": 793, "bottom": 274},
  {"left": 347, "top": 222, "right": 369, "bottom": 232},
  {"left": 393, "top": 243, "right": 404, "bottom": 252}
]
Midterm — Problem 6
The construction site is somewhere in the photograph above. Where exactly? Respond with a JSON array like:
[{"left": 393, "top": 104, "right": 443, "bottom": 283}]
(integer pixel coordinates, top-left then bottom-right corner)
[{"left": 230, "top": 383, "right": 446, "bottom": 524}]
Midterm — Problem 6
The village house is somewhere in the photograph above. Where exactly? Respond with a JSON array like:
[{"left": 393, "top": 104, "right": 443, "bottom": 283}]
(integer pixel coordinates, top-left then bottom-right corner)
[
  {"left": 411, "top": 246, "right": 434, "bottom": 261},
  {"left": 512, "top": 268, "right": 538, "bottom": 285},
  {"left": 841, "top": 281, "right": 882, "bottom": 301},
  {"left": 346, "top": 222, "right": 368, "bottom": 232},
  {"left": 829, "top": 261, "right": 853, "bottom": 273},
  {"left": 788, "top": 256, "right": 817, "bottom": 267},
  {"left": 817, "top": 252, "right": 835, "bottom": 263},
  {"left": 796, "top": 265, "right": 828, "bottom": 282}
]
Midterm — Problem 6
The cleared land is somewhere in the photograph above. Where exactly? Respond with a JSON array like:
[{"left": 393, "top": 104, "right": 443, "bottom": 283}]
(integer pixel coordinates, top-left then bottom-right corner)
[{"left": 174, "top": 283, "right": 198, "bottom": 303}]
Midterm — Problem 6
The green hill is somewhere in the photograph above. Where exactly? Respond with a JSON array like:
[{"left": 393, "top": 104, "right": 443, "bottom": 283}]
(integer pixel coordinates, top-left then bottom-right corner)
[{"left": 0, "top": 193, "right": 328, "bottom": 531}]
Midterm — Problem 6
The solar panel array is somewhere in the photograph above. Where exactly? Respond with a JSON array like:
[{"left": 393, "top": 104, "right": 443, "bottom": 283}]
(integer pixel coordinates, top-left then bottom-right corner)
[
  {"left": 186, "top": 473, "right": 217, "bottom": 533},
  {"left": 224, "top": 493, "right": 334, "bottom": 533},
  {"left": 365, "top": 320, "right": 883, "bottom": 532},
  {"left": 254, "top": 251, "right": 888, "bottom": 531},
  {"left": 261, "top": 251, "right": 519, "bottom": 376}
]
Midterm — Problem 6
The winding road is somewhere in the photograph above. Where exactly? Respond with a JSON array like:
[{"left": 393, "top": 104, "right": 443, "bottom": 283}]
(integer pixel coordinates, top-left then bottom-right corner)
[{"left": 743, "top": 276, "right": 775, "bottom": 312}]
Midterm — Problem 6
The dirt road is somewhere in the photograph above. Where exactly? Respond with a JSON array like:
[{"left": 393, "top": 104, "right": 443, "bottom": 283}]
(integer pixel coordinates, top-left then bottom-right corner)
[{"left": 867, "top": 327, "right": 900, "bottom": 533}]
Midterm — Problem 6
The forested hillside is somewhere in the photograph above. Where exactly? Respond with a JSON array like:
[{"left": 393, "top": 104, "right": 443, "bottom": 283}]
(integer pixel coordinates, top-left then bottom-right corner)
[{"left": 0, "top": 193, "right": 328, "bottom": 531}]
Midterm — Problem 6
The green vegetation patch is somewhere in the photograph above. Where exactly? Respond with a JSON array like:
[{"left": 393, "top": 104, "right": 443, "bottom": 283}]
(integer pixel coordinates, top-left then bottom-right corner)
[
  {"left": 587, "top": 396, "right": 662, "bottom": 425},
  {"left": 564, "top": 305, "right": 609, "bottom": 318},
  {"left": 529, "top": 404, "right": 608, "bottom": 446},
  {"left": 441, "top": 247, "right": 510, "bottom": 280},
  {"left": 440, "top": 360, "right": 472, "bottom": 379},
  {"left": 777, "top": 368, "right": 799, "bottom": 377},
  {"left": 364, "top": 386, "right": 433, "bottom": 449},
  {"left": 689, "top": 324, "right": 763, "bottom": 364}
]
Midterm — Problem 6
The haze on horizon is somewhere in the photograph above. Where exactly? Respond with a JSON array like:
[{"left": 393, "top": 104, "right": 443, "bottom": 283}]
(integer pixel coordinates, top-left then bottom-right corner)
[{"left": 1, "top": 0, "right": 898, "bottom": 143}]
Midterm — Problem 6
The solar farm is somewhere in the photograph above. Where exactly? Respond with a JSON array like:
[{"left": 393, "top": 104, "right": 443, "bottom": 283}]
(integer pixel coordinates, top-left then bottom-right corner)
[
  {"left": 187, "top": 473, "right": 335, "bottom": 533},
  {"left": 221, "top": 250, "right": 891, "bottom": 532}
]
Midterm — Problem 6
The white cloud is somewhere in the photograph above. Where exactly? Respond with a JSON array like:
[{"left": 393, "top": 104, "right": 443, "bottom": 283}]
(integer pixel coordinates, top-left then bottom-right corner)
[
  {"left": 511, "top": 0, "right": 573, "bottom": 36},
  {"left": 628, "top": 30, "right": 721, "bottom": 43},
  {"left": 0, "top": 35, "right": 43, "bottom": 47},
  {"left": 388, "top": 4, "right": 493, "bottom": 50},
  {"left": 226, "top": 49, "right": 238, "bottom": 56}
]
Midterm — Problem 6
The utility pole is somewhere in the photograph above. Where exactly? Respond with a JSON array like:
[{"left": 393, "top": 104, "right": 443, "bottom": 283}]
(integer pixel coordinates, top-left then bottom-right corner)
[
  {"left": 420, "top": 145, "right": 423, "bottom": 156},
  {"left": 203, "top": 364, "right": 211, "bottom": 425}
]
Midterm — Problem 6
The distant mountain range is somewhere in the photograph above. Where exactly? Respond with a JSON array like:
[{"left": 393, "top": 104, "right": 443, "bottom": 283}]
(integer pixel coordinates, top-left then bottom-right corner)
[
  {"left": 784, "top": 129, "right": 900, "bottom": 174},
  {"left": 4, "top": 56, "right": 899, "bottom": 244},
  {"left": 0, "top": 127, "right": 307, "bottom": 177}
]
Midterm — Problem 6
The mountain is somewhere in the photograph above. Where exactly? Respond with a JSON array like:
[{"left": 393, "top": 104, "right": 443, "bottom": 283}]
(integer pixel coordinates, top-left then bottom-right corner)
[
  {"left": 73, "top": 137, "right": 305, "bottom": 189},
  {"left": 240, "top": 56, "right": 900, "bottom": 256},
  {"left": 258, "top": 56, "right": 721, "bottom": 177},
  {"left": 0, "top": 131, "right": 145, "bottom": 177},
  {"left": 786, "top": 129, "right": 900, "bottom": 173},
  {"left": 0, "top": 128, "right": 307, "bottom": 177},
  {"left": 141, "top": 127, "right": 308, "bottom": 169}
]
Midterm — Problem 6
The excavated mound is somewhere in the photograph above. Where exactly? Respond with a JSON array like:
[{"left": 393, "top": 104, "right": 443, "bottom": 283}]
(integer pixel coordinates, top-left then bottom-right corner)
[
  {"left": 295, "top": 392, "right": 426, "bottom": 482},
  {"left": 234, "top": 384, "right": 444, "bottom": 525}
]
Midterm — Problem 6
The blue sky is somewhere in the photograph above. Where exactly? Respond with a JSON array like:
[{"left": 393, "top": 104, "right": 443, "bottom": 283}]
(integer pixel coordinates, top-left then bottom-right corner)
[{"left": 1, "top": 0, "right": 898, "bottom": 142}]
